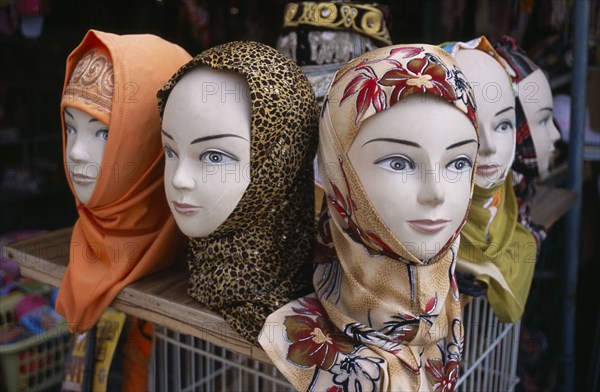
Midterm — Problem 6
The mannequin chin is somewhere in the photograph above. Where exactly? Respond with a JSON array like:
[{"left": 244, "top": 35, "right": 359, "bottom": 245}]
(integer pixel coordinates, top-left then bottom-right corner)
[
  {"left": 64, "top": 107, "right": 109, "bottom": 204},
  {"left": 518, "top": 69, "right": 561, "bottom": 179},
  {"left": 162, "top": 66, "right": 251, "bottom": 238},
  {"left": 454, "top": 49, "right": 516, "bottom": 189},
  {"left": 347, "top": 94, "right": 478, "bottom": 261}
]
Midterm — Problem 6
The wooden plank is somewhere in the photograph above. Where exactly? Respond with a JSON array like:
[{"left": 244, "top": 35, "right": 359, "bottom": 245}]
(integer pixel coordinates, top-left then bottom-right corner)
[
  {"left": 2, "top": 228, "right": 272, "bottom": 363},
  {"left": 1, "top": 184, "right": 575, "bottom": 365},
  {"left": 529, "top": 185, "right": 578, "bottom": 228}
]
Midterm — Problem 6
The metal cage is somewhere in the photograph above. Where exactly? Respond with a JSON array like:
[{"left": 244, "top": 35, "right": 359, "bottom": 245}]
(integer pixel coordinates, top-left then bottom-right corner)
[
  {"left": 149, "top": 327, "right": 294, "bottom": 392},
  {"left": 150, "top": 295, "right": 520, "bottom": 391},
  {"left": 457, "top": 295, "right": 521, "bottom": 392}
]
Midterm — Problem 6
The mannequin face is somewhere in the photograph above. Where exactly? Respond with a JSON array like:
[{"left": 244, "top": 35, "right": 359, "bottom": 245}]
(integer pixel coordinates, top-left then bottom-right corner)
[
  {"left": 455, "top": 50, "right": 516, "bottom": 188},
  {"left": 162, "top": 67, "right": 251, "bottom": 237},
  {"left": 348, "top": 95, "right": 478, "bottom": 260},
  {"left": 64, "top": 107, "right": 109, "bottom": 204},
  {"left": 518, "top": 69, "right": 561, "bottom": 179}
]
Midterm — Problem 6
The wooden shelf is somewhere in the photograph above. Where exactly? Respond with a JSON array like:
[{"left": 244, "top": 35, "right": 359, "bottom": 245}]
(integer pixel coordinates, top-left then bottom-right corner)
[
  {"left": 1, "top": 185, "right": 576, "bottom": 366},
  {"left": 529, "top": 185, "right": 578, "bottom": 228},
  {"left": 2, "top": 228, "right": 271, "bottom": 364}
]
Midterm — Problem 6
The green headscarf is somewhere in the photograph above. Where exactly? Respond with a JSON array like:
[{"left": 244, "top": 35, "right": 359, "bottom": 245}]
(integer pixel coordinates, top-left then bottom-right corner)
[{"left": 458, "top": 172, "right": 537, "bottom": 322}]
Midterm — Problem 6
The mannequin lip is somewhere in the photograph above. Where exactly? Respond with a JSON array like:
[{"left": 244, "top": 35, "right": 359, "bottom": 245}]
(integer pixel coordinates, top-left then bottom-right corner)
[
  {"left": 172, "top": 201, "right": 201, "bottom": 215},
  {"left": 407, "top": 219, "right": 450, "bottom": 234},
  {"left": 70, "top": 172, "right": 96, "bottom": 185},
  {"left": 475, "top": 164, "right": 500, "bottom": 176}
]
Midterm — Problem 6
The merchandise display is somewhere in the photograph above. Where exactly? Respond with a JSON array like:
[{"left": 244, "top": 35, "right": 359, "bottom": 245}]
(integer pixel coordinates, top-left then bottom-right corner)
[
  {"left": 1, "top": 1, "right": 595, "bottom": 390},
  {"left": 446, "top": 36, "right": 538, "bottom": 323},
  {"left": 260, "top": 44, "right": 479, "bottom": 391},
  {"left": 495, "top": 35, "right": 563, "bottom": 246},
  {"left": 276, "top": 1, "right": 392, "bottom": 102},
  {"left": 157, "top": 41, "right": 319, "bottom": 345},
  {"left": 55, "top": 30, "right": 191, "bottom": 333}
]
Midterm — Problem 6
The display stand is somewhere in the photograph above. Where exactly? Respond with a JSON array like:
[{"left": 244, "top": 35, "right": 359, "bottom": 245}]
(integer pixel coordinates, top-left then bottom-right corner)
[
  {"left": 458, "top": 297, "right": 521, "bottom": 391},
  {"left": 2, "top": 185, "right": 576, "bottom": 390},
  {"left": 2, "top": 228, "right": 270, "bottom": 363}
]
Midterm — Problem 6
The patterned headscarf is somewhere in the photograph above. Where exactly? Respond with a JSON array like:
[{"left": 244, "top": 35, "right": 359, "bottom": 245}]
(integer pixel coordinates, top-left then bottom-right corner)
[
  {"left": 260, "top": 44, "right": 479, "bottom": 391},
  {"left": 445, "top": 36, "right": 538, "bottom": 323},
  {"left": 56, "top": 30, "right": 191, "bottom": 332},
  {"left": 494, "top": 35, "right": 543, "bottom": 178},
  {"left": 62, "top": 47, "right": 113, "bottom": 126},
  {"left": 495, "top": 35, "right": 556, "bottom": 246},
  {"left": 157, "top": 41, "right": 319, "bottom": 345}
]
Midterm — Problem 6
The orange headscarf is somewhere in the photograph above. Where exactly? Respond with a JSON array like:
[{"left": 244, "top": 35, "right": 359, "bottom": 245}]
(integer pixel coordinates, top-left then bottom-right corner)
[{"left": 56, "top": 30, "right": 191, "bottom": 333}]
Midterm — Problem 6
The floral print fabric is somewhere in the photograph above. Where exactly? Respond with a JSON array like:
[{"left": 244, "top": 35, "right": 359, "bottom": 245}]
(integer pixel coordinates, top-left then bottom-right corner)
[{"left": 260, "top": 44, "right": 479, "bottom": 391}]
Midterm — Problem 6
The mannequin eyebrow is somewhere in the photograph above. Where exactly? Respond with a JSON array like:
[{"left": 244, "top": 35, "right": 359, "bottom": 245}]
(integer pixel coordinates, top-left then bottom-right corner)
[
  {"left": 538, "top": 107, "right": 553, "bottom": 112},
  {"left": 160, "top": 130, "right": 248, "bottom": 143},
  {"left": 494, "top": 107, "right": 515, "bottom": 117},
  {"left": 446, "top": 139, "right": 477, "bottom": 150},
  {"left": 191, "top": 134, "right": 248, "bottom": 144},
  {"left": 361, "top": 138, "right": 420, "bottom": 148},
  {"left": 64, "top": 108, "right": 101, "bottom": 124}
]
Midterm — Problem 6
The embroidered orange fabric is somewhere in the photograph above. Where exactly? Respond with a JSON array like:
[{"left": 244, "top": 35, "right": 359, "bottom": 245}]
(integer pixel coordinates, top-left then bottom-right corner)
[{"left": 56, "top": 30, "right": 191, "bottom": 332}]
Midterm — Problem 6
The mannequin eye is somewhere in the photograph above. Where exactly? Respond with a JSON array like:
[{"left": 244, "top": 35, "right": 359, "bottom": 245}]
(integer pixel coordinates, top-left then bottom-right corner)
[
  {"left": 374, "top": 155, "right": 415, "bottom": 172},
  {"left": 446, "top": 157, "right": 472, "bottom": 172},
  {"left": 96, "top": 129, "right": 109, "bottom": 141},
  {"left": 539, "top": 116, "right": 551, "bottom": 127},
  {"left": 66, "top": 124, "right": 76, "bottom": 136},
  {"left": 163, "top": 144, "right": 177, "bottom": 159},
  {"left": 495, "top": 120, "right": 514, "bottom": 133},
  {"left": 200, "top": 150, "right": 238, "bottom": 165}
]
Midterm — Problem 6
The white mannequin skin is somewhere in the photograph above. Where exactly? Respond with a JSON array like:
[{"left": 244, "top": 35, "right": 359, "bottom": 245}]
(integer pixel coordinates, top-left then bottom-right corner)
[
  {"left": 454, "top": 49, "right": 516, "bottom": 189},
  {"left": 162, "top": 66, "right": 251, "bottom": 237},
  {"left": 348, "top": 94, "right": 478, "bottom": 260},
  {"left": 64, "top": 107, "right": 109, "bottom": 204},
  {"left": 518, "top": 69, "right": 561, "bottom": 179}
]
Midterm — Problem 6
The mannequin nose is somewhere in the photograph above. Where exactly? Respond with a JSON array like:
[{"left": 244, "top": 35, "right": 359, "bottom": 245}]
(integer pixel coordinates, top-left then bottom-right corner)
[
  {"left": 171, "top": 162, "right": 195, "bottom": 191},
  {"left": 417, "top": 178, "right": 445, "bottom": 207},
  {"left": 549, "top": 121, "right": 562, "bottom": 143},
  {"left": 479, "top": 127, "right": 497, "bottom": 156},
  {"left": 68, "top": 137, "right": 90, "bottom": 162}
]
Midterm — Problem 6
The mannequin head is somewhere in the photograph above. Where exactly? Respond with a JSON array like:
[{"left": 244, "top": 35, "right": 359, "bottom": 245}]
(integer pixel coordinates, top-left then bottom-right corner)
[
  {"left": 319, "top": 44, "right": 479, "bottom": 263},
  {"left": 494, "top": 35, "right": 561, "bottom": 180},
  {"left": 518, "top": 69, "right": 561, "bottom": 178},
  {"left": 348, "top": 95, "right": 477, "bottom": 260},
  {"left": 64, "top": 107, "right": 109, "bottom": 204},
  {"left": 454, "top": 49, "right": 515, "bottom": 188},
  {"left": 162, "top": 66, "right": 251, "bottom": 237},
  {"left": 61, "top": 48, "right": 114, "bottom": 204}
]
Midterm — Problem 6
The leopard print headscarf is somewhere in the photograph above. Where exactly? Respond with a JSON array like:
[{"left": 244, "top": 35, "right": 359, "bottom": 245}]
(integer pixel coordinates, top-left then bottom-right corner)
[{"left": 157, "top": 41, "right": 319, "bottom": 344}]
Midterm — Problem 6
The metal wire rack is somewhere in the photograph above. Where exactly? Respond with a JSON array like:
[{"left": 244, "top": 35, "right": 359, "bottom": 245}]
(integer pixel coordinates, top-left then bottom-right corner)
[
  {"left": 457, "top": 295, "right": 521, "bottom": 392},
  {"left": 149, "top": 326, "right": 294, "bottom": 392},
  {"left": 150, "top": 295, "right": 520, "bottom": 391}
]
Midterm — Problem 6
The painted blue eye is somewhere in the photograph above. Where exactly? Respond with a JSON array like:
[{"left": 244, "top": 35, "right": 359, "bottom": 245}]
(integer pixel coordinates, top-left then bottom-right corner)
[
  {"left": 200, "top": 151, "right": 238, "bottom": 164},
  {"left": 375, "top": 155, "right": 415, "bottom": 172},
  {"left": 163, "top": 144, "right": 177, "bottom": 159},
  {"left": 96, "top": 129, "right": 109, "bottom": 141},
  {"left": 539, "top": 116, "right": 551, "bottom": 127},
  {"left": 495, "top": 120, "right": 514, "bottom": 133},
  {"left": 446, "top": 157, "right": 472, "bottom": 172},
  {"left": 66, "top": 124, "right": 76, "bottom": 135}
]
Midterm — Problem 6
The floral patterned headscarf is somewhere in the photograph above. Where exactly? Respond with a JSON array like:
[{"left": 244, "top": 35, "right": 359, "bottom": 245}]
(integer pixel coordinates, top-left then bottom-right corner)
[{"left": 260, "top": 44, "right": 479, "bottom": 392}]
